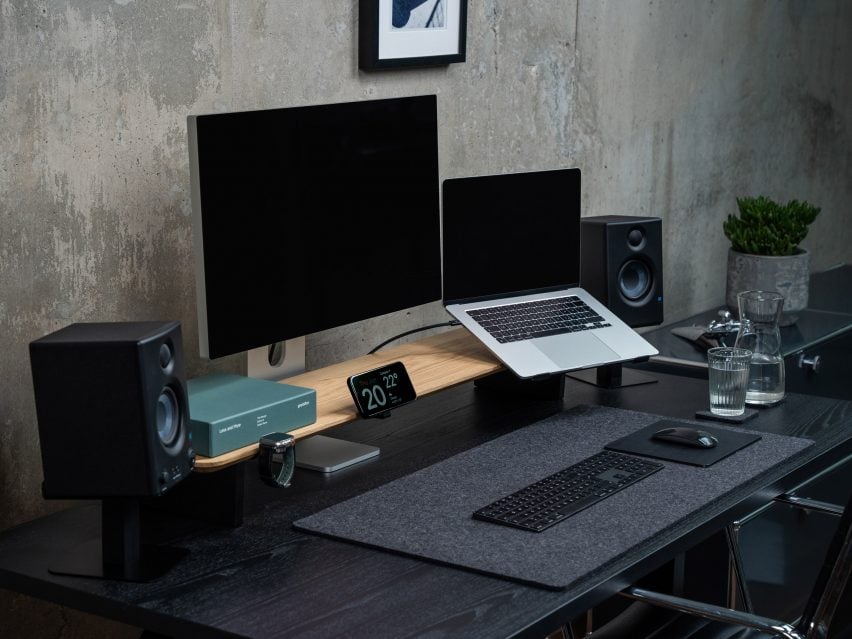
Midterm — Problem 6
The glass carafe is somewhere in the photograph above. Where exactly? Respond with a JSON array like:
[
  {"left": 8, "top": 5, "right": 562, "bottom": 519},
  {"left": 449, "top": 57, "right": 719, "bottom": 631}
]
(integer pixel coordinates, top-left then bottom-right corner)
[{"left": 734, "top": 290, "right": 785, "bottom": 406}]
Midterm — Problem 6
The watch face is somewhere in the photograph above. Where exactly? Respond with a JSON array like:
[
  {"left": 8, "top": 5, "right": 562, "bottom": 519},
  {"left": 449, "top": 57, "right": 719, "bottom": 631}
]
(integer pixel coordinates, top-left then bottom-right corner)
[
  {"left": 260, "top": 432, "right": 293, "bottom": 449},
  {"left": 347, "top": 361, "right": 416, "bottom": 418}
]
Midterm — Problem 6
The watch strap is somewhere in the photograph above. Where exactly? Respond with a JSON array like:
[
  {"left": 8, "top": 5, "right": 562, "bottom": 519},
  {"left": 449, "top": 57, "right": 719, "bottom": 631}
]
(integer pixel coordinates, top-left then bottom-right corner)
[{"left": 258, "top": 436, "right": 296, "bottom": 488}]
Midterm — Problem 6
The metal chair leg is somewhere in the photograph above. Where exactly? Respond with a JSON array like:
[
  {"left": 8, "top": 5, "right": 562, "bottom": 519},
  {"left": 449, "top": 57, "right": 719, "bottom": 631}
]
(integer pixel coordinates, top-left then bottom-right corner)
[{"left": 725, "top": 522, "right": 755, "bottom": 613}]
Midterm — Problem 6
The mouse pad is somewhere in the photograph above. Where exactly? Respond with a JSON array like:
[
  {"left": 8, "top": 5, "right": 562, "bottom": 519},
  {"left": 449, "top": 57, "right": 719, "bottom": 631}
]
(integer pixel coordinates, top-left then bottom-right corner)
[{"left": 605, "top": 419, "right": 761, "bottom": 467}]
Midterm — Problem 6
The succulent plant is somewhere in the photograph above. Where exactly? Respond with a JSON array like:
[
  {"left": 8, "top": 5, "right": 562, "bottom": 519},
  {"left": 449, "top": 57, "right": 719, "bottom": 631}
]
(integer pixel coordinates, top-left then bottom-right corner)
[{"left": 723, "top": 195, "right": 820, "bottom": 256}]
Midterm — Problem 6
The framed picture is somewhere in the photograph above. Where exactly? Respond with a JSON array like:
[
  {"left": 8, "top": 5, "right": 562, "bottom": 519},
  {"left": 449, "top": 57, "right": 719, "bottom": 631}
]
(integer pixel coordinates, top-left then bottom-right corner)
[{"left": 359, "top": 0, "right": 468, "bottom": 70}]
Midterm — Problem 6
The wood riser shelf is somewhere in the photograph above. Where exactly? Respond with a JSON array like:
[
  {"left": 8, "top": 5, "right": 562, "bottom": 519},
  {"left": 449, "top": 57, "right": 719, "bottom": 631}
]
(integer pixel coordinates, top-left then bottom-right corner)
[{"left": 194, "top": 328, "right": 504, "bottom": 472}]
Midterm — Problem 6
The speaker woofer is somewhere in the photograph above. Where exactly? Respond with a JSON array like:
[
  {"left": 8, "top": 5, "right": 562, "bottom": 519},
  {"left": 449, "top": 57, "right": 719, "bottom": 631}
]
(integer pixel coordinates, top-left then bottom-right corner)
[
  {"left": 156, "top": 386, "right": 180, "bottom": 447},
  {"left": 618, "top": 258, "right": 653, "bottom": 303}
]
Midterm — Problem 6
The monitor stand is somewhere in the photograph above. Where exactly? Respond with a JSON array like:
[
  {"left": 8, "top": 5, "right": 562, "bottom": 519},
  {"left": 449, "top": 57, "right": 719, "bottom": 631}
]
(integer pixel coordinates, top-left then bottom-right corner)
[
  {"left": 248, "top": 336, "right": 379, "bottom": 473},
  {"left": 294, "top": 435, "right": 380, "bottom": 473},
  {"left": 247, "top": 337, "right": 306, "bottom": 380}
]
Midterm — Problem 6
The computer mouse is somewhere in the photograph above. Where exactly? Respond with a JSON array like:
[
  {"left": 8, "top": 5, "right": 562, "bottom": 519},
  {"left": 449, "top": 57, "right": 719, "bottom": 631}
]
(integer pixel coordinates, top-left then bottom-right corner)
[{"left": 652, "top": 426, "right": 718, "bottom": 449}]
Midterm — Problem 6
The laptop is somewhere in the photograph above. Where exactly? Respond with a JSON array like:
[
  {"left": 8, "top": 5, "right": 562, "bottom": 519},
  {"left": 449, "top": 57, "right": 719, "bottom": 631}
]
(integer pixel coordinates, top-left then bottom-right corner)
[{"left": 441, "top": 168, "right": 658, "bottom": 379}]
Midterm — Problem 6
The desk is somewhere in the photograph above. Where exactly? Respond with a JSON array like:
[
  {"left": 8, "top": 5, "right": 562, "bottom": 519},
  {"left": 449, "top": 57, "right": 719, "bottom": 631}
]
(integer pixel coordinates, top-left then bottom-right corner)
[
  {"left": 1, "top": 369, "right": 850, "bottom": 638},
  {"left": 638, "top": 264, "right": 852, "bottom": 401}
]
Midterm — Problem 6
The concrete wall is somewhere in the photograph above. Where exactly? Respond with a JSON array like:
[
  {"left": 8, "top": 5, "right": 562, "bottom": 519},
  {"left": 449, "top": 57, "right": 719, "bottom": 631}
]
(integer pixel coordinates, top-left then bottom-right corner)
[{"left": 1, "top": 1, "right": 849, "bottom": 635}]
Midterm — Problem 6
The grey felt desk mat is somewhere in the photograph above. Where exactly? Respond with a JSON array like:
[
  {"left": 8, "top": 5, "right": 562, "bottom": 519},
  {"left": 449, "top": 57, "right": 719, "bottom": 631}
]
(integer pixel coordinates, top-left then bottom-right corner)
[{"left": 293, "top": 405, "right": 813, "bottom": 590}]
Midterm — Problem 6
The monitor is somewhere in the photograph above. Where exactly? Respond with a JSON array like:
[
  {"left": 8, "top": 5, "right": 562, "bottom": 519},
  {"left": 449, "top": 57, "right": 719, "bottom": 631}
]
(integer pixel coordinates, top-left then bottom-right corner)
[{"left": 188, "top": 95, "right": 442, "bottom": 361}]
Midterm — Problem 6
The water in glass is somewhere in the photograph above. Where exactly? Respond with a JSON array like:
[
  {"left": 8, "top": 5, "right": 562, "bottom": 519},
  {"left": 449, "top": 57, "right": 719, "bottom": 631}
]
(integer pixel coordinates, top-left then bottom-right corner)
[
  {"left": 734, "top": 290, "right": 786, "bottom": 406},
  {"left": 707, "top": 347, "right": 752, "bottom": 416}
]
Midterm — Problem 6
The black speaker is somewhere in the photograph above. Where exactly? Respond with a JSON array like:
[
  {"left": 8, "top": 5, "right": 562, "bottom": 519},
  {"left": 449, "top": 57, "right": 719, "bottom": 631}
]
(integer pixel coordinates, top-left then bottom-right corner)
[
  {"left": 30, "top": 321, "right": 195, "bottom": 499},
  {"left": 580, "top": 215, "right": 663, "bottom": 328}
]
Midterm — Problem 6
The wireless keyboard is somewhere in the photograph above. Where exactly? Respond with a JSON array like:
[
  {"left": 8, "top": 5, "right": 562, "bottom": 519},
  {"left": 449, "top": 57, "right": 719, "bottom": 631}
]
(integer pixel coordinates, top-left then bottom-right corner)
[{"left": 472, "top": 450, "right": 663, "bottom": 532}]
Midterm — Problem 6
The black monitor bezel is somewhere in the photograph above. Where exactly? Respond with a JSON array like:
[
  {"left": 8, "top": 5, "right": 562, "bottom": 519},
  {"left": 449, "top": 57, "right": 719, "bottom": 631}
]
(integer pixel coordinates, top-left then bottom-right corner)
[{"left": 188, "top": 95, "right": 442, "bottom": 360}]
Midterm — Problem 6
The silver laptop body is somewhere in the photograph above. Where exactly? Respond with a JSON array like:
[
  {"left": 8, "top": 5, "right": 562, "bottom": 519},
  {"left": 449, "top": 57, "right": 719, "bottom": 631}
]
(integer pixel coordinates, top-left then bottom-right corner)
[{"left": 442, "top": 169, "right": 658, "bottom": 379}]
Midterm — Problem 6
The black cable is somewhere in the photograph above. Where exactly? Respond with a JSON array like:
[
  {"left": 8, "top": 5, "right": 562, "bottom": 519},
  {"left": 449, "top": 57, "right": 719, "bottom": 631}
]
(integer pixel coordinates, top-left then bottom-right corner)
[{"left": 368, "top": 320, "right": 461, "bottom": 355}]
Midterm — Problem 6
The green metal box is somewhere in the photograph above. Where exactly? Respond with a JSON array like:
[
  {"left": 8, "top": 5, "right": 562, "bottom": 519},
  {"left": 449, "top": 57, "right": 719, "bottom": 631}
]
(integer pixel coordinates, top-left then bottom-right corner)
[{"left": 188, "top": 373, "right": 316, "bottom": 457}]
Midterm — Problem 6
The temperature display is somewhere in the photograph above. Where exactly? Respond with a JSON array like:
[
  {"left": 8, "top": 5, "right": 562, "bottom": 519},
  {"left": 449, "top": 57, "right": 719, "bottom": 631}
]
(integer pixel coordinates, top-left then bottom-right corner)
[{"left": 347, "top": 361, "right": 417, "bottom": 418}]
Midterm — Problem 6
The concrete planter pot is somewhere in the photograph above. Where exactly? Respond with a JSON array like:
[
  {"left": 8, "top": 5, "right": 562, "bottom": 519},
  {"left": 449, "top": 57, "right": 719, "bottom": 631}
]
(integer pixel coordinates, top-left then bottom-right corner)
[{"left": 725, "top": 248, "right": 810, "bottom": 326}]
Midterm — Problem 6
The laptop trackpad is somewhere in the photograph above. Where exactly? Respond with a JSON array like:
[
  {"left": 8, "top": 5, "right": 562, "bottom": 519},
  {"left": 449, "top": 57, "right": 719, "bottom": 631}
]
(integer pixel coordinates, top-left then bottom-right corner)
[{"left": 532, "top": 333, "right": 620, "bottom": 370}]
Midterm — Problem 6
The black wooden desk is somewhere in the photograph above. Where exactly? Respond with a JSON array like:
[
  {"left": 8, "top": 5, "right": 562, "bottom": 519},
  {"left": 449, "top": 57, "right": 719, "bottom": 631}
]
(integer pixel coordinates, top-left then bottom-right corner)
[
  {"left": 636, "top": 264, "right": 852, "bottom": 401},
  {"left": 1, "top": 372, "right": 851, "bottom": 638}
]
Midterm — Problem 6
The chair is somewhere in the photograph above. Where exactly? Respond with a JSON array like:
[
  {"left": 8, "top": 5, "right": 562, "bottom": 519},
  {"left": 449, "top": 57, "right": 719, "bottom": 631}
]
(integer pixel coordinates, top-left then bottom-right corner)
[{"left": 586, "top": 486, "right": 852, "bottom": 639}]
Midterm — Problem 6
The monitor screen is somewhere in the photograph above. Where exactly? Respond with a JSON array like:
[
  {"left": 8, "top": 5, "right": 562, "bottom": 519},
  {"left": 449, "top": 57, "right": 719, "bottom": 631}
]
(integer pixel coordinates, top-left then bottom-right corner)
[
  {"left": 188, "top": 95, "right": 442, "bottom": 359},
  {"left": 441, "top": 168, "right": 581, "bottom": 304}
]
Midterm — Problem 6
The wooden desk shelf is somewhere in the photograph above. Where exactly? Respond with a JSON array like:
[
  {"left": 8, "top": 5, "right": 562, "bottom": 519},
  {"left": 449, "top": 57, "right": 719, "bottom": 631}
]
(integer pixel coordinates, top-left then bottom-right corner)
[{"left": 194, "top": 328, "right": 504, "bottom": 472}]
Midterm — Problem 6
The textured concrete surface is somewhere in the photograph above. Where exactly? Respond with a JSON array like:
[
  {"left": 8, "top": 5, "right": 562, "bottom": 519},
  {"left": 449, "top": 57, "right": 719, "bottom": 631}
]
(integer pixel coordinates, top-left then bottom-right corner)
[{"left": 1, "top": 1, "right": 850, "bottom": 636}]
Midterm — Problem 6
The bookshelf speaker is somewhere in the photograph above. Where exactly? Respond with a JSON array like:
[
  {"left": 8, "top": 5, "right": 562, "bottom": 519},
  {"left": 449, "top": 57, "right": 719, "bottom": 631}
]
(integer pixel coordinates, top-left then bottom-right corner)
[
  {"left": 580, "top": 215, "right": 663, "bottom": 328},
  {"left": 29, "top": 321, "right": 195, "bottom": 499}
]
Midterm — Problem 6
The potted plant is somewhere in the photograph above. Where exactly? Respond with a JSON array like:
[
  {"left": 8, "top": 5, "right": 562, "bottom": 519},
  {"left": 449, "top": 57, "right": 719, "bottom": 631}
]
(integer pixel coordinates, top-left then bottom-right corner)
[{"left": 723, "top": 195, "right": 820, "bottom": 325}]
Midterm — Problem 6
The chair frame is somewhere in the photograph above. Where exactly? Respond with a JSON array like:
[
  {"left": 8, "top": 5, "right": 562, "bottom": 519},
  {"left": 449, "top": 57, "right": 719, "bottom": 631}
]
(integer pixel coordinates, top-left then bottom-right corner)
[{"left": 616, "top": 483, "right": 852, "bottom": 639}]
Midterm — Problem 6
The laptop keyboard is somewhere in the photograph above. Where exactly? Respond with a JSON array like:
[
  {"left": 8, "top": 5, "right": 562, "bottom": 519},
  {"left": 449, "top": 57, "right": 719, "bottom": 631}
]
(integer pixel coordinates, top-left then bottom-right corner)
[
  {"left": 472, "top": 450, "right": 663, "bottom": 532},
  {"left": 466, "top": 295, "right": 611, "bottom": 343}
]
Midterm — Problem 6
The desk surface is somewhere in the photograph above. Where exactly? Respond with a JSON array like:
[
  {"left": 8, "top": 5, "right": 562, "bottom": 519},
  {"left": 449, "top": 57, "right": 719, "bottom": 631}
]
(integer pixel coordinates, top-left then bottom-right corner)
[
  {"left": 641, "top": 263, "right": 852, "bottom": 368},
  {"left": 1, "top": 372, "right": 851, "bottom": 638}
]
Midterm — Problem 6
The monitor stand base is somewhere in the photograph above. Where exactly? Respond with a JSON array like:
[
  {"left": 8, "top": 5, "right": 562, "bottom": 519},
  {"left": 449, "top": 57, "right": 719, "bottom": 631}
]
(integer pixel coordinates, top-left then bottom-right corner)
[
  {"left": 295, "top": 435, "right": 380, "bottom": 473},
  {"left": 250, "top": 341, "right": 377, "bottom": 474}
]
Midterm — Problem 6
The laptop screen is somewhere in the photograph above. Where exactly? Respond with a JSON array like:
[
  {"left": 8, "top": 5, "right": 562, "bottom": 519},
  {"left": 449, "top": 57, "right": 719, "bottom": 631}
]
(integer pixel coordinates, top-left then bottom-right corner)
[{"left": 442, "top": 168, "right": 581, "bottom": 304}]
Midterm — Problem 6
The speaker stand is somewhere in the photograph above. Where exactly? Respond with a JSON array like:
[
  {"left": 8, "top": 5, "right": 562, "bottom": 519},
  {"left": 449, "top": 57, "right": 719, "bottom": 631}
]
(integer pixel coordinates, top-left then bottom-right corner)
[
  {"left": 49, "top": 498, "right": 188, "bottom": 582},
  {"left": 567, "top": 363, "right": 657, "bottom": 389},
  {"left": 146, "top": 462, "right": 245, "bottom": 527}
]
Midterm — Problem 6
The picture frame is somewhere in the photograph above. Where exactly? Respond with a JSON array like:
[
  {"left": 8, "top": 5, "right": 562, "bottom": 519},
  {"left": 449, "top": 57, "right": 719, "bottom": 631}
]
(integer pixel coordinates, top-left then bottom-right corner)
[{"left": 359, "top": 0, "right": 468, "bottom": 70}]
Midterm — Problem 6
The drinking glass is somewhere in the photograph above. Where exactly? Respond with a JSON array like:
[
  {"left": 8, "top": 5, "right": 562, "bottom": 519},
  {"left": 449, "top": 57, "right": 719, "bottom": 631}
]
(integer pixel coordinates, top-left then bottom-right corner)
[{"left": 707, "top": 347, "right": 752, "bottom": 416}]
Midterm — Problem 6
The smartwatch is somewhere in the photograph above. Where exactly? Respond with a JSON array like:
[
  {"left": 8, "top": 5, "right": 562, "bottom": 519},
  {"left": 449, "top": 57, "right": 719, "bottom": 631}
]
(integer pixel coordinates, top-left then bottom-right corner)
[{"left": 258, "top": 432, "right": 296, "bottom": 488}]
